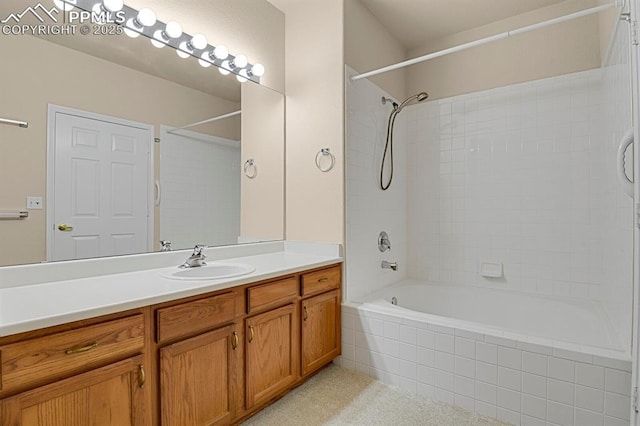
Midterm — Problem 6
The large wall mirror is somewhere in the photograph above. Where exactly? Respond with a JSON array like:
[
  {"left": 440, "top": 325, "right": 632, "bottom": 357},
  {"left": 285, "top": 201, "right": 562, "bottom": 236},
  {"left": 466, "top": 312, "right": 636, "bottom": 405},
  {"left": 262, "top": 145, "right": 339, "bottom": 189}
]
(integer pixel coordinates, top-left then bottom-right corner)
[{"left": 0, "top": 0, "right": 285, "bottom": 266}]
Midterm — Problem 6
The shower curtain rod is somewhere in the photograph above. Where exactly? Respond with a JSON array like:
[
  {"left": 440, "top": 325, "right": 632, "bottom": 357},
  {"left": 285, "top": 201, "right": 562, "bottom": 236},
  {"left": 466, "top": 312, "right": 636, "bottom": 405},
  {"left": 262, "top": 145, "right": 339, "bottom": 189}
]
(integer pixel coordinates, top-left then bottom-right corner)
[
  {"left": 168, "top": 110, "right": 241, "bottom": 134},
  {"left": 351, "top": 1, "right": 623, "bottom": 81}
]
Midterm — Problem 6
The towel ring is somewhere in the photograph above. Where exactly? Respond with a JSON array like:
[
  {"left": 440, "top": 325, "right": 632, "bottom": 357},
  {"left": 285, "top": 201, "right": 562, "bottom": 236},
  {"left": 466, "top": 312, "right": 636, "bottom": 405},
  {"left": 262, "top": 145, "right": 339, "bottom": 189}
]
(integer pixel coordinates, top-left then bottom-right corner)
[
  {"left": 244, "top": 159, "right": 257, "bottom": 179},
  {"left": 315, "top": 148, "right": 335, "bottom": 172}
]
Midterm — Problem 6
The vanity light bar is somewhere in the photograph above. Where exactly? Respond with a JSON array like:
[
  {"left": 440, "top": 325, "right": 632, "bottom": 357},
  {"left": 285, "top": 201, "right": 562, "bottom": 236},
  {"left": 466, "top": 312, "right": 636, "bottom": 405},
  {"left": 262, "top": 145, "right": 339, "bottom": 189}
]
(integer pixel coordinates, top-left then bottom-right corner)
[{"left": 61, "top": 0, "right": 264, "bottom": 84}]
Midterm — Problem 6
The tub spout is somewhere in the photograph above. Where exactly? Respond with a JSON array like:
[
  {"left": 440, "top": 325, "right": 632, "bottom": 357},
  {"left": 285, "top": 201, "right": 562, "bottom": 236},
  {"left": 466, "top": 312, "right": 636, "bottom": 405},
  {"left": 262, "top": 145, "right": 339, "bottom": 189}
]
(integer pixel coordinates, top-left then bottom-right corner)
[{"left": 382, "top": 261, "right": 398, "bottom": 271}]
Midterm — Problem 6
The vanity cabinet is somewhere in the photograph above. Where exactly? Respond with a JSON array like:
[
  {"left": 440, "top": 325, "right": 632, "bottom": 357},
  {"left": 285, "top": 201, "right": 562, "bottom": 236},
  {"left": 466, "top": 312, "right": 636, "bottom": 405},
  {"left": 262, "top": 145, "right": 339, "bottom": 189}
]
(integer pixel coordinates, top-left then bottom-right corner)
[
  {"left": 0, "top": 311, "right": 149, "bottom": 426},
  {"left": 1, "top": 355, "right": 148, "bottom": 426},
  {"left": 300, "top": 266, "right": 342, "bottom": 377},
  {"left": 154, "top": 291, "right": 241, "bottom": 426},
  {"left": 244, "top": 277, "right": 298, "bottom": 410}
]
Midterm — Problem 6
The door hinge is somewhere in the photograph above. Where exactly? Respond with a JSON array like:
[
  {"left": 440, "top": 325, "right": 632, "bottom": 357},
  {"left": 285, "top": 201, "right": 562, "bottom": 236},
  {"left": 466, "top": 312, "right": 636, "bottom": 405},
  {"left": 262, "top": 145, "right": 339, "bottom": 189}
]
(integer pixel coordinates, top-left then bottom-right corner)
[
  {"left": 633, "top": 20, "right": 639, "bottom": 46},
  {"left": 636, "top": 204, "right": 640, "bottom": 228},
  {"left": 633, "top": 386, "right": 639, "bottom": 413}
]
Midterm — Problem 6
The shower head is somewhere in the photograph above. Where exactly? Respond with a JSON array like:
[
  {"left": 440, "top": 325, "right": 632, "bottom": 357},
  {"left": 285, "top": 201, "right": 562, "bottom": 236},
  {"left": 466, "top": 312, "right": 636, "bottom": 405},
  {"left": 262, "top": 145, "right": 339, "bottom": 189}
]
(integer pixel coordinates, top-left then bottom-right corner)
[{"left": 397, "top": 91, "right": 429, "bottom": 112}]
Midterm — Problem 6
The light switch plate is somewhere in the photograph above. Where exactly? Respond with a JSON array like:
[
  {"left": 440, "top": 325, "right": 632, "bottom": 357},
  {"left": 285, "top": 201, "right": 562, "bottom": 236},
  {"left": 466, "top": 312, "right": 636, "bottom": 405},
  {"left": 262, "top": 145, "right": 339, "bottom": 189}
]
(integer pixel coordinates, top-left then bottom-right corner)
[{"left": 27, "top": 196, "right": 43, "bottom": 210}]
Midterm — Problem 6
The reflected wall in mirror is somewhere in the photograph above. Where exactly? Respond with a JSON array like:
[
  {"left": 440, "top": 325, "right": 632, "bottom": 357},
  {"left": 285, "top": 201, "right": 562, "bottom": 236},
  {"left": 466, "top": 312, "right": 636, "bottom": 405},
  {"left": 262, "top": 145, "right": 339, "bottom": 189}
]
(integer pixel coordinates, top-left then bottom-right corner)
[{"left": 0, "top": 0, "right": 285, "bottom": 266}]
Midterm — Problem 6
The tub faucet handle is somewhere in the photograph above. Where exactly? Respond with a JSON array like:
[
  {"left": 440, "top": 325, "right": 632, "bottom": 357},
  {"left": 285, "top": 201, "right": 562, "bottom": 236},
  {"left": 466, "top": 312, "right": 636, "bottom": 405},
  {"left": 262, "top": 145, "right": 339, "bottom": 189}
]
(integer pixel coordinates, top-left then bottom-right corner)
[{"left": 381, "top": 260, "right": 398, "bottom": 271}]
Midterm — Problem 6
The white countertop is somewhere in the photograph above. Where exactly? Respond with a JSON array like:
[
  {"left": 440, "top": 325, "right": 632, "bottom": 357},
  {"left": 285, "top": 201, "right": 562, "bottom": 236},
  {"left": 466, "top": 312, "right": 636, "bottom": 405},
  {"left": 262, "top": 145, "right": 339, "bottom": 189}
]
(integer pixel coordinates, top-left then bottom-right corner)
[{"left": 0, "top": 241, "right": 342, "bottom": 337}]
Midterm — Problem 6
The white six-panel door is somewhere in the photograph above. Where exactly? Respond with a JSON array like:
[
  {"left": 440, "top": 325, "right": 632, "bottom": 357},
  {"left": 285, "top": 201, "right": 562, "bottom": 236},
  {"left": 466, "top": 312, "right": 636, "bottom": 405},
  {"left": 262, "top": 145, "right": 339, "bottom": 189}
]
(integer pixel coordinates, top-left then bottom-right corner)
[{"left": 47, "top": 106, "right": 153, "bottom": 262}]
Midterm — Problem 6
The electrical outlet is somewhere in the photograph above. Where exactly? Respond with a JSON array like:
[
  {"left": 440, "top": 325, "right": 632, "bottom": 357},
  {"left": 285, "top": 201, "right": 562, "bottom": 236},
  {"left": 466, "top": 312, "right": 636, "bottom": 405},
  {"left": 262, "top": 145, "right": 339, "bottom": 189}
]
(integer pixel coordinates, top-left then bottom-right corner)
[{"left": 27, "top": 196, "right": 43, "bottom": 210}]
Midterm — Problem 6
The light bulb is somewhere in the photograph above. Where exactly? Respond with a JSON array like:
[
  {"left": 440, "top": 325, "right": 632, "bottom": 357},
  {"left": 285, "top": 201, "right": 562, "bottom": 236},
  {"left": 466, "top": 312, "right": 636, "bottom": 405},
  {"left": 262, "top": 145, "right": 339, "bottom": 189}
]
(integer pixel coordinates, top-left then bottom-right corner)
[
  {"left": 219, "top": 61, "right": 231, "bottom": 75},
  {"left": 53, "top": 0, "right": 76, "bottom": 11},
  {"left": 165, "top": 21, "right": 182, "bottom": 39},
  {"left": 151, "top": 30, "right": 166, "bottom": 48},
  {"left": 250, "top": 63, "right": 265, "bottom": 77},
  {"left": 236, "top": 69, "right": 249, "bottom": 83},
  {"left": 124, "top": 18, "right": 141, "bottom": 38},
  {"left": 191, "top": 34, "right": 208, "bottom": 50},
  {"left": 232, "top": 54, "right": 248, "bottom": 69},
  {"left": 214, "top": 45, "right": 229, "bottom": 60},
  {"left": 137, "top": 8, "right": 156, "bottom": 27},
  {"left": 177, "top": 41, "right": 191, "bottom": 58},
  {"left": 103, "top": 0, "right": 123, "bottom": 12},
  {"left": 198, "top": 52, "right": 213, "bottom": 68}
]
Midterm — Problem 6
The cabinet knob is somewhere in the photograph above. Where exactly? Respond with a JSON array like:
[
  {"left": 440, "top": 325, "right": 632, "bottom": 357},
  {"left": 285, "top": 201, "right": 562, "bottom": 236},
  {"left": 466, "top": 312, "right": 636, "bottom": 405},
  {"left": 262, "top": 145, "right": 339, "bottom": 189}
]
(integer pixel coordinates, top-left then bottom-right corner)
[
  {"left": 138, "top": 364, "right": 146, "bottom": 389},
  {"left": 248, "top": 325, "right": 254, "bottom": 343},
  {"left": 232, "top": 331, "right": 239, "bottom": 350}
]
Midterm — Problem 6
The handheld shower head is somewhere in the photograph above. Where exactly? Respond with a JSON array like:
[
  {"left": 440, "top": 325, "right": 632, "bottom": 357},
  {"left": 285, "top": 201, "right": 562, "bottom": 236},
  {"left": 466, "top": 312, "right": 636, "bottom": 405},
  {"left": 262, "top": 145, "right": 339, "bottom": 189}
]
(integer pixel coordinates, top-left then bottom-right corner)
[{"left": 397, "top": 92, "right": 429, "bottom": 111}]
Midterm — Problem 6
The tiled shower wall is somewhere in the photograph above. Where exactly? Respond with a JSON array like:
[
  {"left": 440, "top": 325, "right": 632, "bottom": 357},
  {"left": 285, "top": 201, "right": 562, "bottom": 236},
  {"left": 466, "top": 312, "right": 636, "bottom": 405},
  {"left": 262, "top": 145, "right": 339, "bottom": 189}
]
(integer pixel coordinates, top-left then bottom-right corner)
[
  {"left": 405, "top": 60, "right": 633, "bottom": 347},
  {"left": 345, "top": 66, "right": 408, "bottom": 302}
]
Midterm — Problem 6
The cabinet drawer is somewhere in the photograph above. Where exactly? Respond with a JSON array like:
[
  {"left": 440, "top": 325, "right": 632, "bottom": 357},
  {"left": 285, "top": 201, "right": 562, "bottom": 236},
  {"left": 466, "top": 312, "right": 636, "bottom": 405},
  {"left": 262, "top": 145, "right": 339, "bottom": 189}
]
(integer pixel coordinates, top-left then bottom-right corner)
[
  {"left": 156, "top": 292, "right": 235, "bottom": 343},
  {"left": 247, "top": 277, "right": 298, "bottom": 314},
  {"left": 0, "top": 314, "right": 144, "bottom": 392},
  {"left": 301, "top": 265, "right": 341, "bottom": 297}
]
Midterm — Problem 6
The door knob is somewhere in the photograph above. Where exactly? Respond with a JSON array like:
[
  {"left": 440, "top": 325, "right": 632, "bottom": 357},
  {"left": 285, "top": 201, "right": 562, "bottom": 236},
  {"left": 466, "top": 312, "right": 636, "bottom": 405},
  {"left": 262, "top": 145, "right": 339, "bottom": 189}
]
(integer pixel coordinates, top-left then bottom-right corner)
[{"left": 58, "top": 224, "right": 74, "bottom": 231}]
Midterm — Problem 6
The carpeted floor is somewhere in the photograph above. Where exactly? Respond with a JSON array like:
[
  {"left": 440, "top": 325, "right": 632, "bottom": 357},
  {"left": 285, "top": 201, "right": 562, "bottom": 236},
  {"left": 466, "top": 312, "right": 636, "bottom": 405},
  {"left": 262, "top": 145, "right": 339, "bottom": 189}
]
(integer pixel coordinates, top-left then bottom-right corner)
[{"left": 241, "top": 363, "right": 511, "bottom": 425}]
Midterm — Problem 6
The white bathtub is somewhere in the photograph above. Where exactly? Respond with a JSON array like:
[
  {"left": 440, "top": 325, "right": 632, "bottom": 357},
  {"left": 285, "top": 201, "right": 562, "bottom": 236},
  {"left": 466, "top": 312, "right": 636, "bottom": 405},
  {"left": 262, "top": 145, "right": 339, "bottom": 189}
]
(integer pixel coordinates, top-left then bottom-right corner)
[
  {"left": 358, "top": 280, "right": 622, "bottom": 354},
  {"left": 340, "top": 280, "right": 633, "bottom": 425}
]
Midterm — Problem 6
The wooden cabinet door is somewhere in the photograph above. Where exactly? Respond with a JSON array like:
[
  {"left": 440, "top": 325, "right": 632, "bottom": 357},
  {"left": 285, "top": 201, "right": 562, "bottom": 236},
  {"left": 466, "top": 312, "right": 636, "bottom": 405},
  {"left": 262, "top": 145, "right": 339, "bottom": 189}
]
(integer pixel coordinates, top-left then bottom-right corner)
[
  {"left": 1, "top": 355, "right": 148, "bottom": 426},
  {"left": 245, "top": 304, "right": 297, "bottom": 410},
  {"left": 301, "top": 290, "right": 341, "bottom": 377},
  {"left": 160, "top": 325, "right": 238, "bottom": 426}
]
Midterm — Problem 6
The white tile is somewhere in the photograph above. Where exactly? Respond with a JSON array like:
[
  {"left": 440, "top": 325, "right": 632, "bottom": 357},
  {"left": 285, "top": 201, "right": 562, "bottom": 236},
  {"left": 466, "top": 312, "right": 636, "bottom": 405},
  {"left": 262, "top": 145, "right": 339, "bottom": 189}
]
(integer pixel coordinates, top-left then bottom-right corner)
[
  {"left": 574, "top": 408, "right": 604, "bottom": 426},
  {"left": 497, "top": 387, "right": 521, "bottom": 412},
  {"left": 498, "top": 367, "right": 521, "bottom": 391},
  {"left": 593, "top": 357, "right": 631, "bottom": 372},
  {"left": 477, "top": 342, "right": 498, "bottom": 364},
  {"left": 548, "top": 357, "right": 575, "bottom": 383},
  {"left": 484, "top": 335, "right": 518, "bottom": 348},
  {"left": 476, "top": 381, "right": 497, "bottom": 404},
  {"left": 522, "top": 351, "right": 547, "bottom": 376},
  {"left": 417, "top": 382, "right": 435, "bottom": 399},
  {"left": 476, "top": 361, "right": 498, "bottom": 385},
  {"left": 604, "top": 415, "right": 629, "bottom": 426},
  {"left": 520, "top": 414, "right": 545, "bottom": 426},
  {"left": 435, "top": 333, "right": 455, "bottom": 353},
  {"left": 398, "top": 359, "right": 417, "bottom": 379},
  {"left": 435, "top": 370, "right": 454, "bottom": 392},
  {"left": 417, "top": 347, "right": 435, "bottom": 366},
  {"left": 521, "top": 393, "right": 546, "bottom": 420},
  {"left": 383, "top": 321, "right": 399, "bottom": 340},
  {"left": 522, "top": 372, "right": 546, "bottom": 398},
  {"left": 498, "top": 347, "right": 522, "bottom": 370},
  {"left": 429, "top": 324, "right": 454, "bottom": 335},
  {"left": 605, "top": 368, "right": 632, "bottom": 396},
  {"left": 435, "top": 351, "right": 454, "bottom": 373},
  {"left": 576, "top": 362, "right": 605, "bottom": 390},
  {"left": 475, "top": 400, "right": 497, "bottom": 418},
  {"left": 553, "top": 348, "right": 593, "bottom": 364},
  {"left": 383, "top": 338, "right": 400, "bottom": 358},
  {"left": 434, "top": 388, "right": 454, "bottom": 404},
  {"left": 355, "top": 347, "right": 370, "bottom": 365},
  {"left": 576, "top": 384, "right": 604, "bottom": 413},
  {"left": 399, "top": 325, "right": 417, "bottom": 345},
  {"left": 604, "top": 391, "right": 631, "bottom": 421},
  {"left": 496, "top": 407, "right": 521, "bottom": 426},
  {"left": 454, "top": 393, "right": 476, "bottom": 412},
  {"left": 455, "top": 356, "right": 475, "bottom": 379},
  {"left": 547, "top": 401, "right": 574, "bottom": 426},
  {"left": 417, "top": 329, "right": 435, "bottom": 348},
  {"left": 455, "top": 375, "right": 475, "bottom": 398},
  {"left": 548, "top": 378, "right": 574, "bottom": 405},
  {"left": 398, "top": 342, "right": 417, "bottom": 362},
  {"left": 455, "top": 337, "right": 476, "bottom": 359},
  {"left": 417, "top": 365, "right": 435, "bottom": 385}
]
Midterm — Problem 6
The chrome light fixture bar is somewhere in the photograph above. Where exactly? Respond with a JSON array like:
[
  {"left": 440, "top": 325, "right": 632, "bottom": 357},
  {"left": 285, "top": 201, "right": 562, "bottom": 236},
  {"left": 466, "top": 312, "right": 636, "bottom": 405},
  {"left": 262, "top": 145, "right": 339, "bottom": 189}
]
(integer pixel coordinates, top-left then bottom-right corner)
[{"left": 58, "top": 0, "right": 265, "bottom": 84}]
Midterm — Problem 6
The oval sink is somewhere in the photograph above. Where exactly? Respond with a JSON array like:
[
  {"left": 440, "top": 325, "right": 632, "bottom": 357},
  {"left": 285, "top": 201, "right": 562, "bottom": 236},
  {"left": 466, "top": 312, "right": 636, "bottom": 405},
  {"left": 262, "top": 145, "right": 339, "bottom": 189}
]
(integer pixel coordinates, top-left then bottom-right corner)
[{"left": 163, "top": 263, "right": 255, "bottom": 281}]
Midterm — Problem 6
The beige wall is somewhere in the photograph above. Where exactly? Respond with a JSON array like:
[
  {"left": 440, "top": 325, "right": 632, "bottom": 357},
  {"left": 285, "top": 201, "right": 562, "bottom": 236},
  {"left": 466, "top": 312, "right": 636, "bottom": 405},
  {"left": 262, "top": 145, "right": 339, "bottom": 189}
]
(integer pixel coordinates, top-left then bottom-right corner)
[
  {"left": 344, "top": 0, "right": 406, "bottom": 100},
  {"left": 0, "top": 35, "right": 240, "bottom": 266},
  {"left": 240, "top": 83, "right": 285, "bottom": 240},
  {"left": 406, "top": 0, "right": 603, "bottom": 100},
  {"left": 271, "top": 0, "right": 345, "bottom": 244}
]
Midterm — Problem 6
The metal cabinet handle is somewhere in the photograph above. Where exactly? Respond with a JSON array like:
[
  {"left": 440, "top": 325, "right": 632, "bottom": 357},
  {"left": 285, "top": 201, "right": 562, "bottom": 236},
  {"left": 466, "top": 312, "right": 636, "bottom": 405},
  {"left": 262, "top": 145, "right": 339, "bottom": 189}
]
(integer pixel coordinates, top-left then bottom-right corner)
[
  {"left": 303, "top": 306, "right": 308, "bottom": 321},
  {"left": 248, "top": 325, "right": 254, "bottom": 343},
  {"left": 65, "top": 342, "right": 98, "bottom": 355},
  {"left": 318, "top": 277, "right": 329, "bottom": 283},
  {"left": 232, "top": 331, "right": 239, "bottom": 350},
  {"left": 58, "top": 224, "right": 74, "bottom": 232},
  {"left": 138, "top": 364, "right": 146, "bottom": 389}
]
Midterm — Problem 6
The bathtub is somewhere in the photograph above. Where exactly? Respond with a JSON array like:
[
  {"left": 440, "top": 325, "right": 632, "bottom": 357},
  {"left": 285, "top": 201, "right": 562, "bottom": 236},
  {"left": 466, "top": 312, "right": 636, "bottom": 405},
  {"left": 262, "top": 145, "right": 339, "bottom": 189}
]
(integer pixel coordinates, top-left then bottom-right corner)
[{"left": 339, "top": 280, "right": 633, "bottom": 425}]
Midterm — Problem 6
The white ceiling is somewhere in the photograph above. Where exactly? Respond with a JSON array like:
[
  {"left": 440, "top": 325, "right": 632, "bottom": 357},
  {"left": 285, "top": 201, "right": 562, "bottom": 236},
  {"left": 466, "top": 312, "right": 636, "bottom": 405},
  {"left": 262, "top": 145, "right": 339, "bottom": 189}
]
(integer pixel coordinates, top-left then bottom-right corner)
[{"left": 359, "top": 0, "right": 572, "bottom": 50}]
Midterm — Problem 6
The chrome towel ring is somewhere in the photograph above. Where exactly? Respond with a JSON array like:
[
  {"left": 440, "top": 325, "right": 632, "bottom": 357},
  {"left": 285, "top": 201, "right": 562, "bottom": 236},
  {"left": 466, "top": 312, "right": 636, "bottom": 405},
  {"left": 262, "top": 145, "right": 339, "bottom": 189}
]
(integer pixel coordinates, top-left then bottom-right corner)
[
  {"left": 315, "top": 148, "right": 335, "bottom": 172},
  {"left": 244, "top": 159, "right": 257, "bottom": 179}
]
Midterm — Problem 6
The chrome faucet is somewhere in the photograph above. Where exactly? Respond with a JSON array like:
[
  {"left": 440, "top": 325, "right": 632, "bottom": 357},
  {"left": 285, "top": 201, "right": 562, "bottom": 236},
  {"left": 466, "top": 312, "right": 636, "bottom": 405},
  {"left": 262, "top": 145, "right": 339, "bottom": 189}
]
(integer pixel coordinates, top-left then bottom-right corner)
[
  {"left": 160, "top": 240, "right": 172, "bottom": 252},
  {"left": 381, "top": 261, "right": 398, "bottom": 271},
  {"left": 180, "top": 245, "right": 207, "bottom": 268}
]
